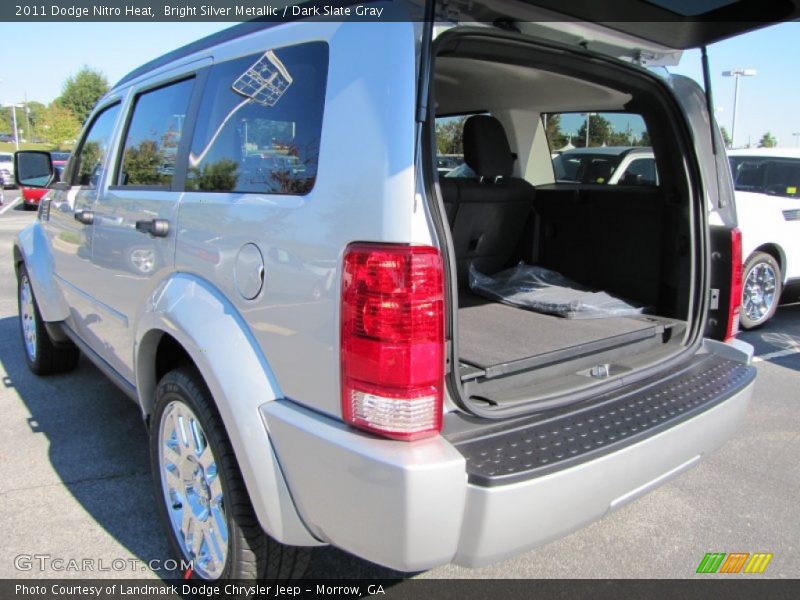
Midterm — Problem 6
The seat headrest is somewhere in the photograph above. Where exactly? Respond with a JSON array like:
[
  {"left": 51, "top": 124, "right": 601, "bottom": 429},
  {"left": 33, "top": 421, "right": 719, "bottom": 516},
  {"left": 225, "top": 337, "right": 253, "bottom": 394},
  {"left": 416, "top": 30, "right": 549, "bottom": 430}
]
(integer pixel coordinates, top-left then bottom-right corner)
[{"left": 463, "top": 115, "right": 513, "bottom": 179}]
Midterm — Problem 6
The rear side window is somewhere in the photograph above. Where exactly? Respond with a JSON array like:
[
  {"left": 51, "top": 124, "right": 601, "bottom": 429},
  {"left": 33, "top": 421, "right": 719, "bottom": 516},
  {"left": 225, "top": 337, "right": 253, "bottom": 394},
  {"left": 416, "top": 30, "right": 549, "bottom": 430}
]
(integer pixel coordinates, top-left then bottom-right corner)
[
  {"left": 116, "top": 78, "right": 195, "bottom": 188},
  {"left": 71, "top": 103, "right": 121, "bottom": 188},
  {"left": 544, "top": 112, "right": 658, "bottom": 186},
  {"left": 729, "top": 157, "right": 800, "bottom": 198},
  {"left": 186, "top": 42, "right": 328, "bottom": 195}
]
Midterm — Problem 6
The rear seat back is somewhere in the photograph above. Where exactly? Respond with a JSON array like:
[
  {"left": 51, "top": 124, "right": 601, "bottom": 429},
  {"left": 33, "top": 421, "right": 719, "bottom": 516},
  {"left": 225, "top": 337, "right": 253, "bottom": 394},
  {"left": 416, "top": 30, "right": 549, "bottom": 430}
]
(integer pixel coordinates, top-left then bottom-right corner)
[
  {"left": 441, "top": 115, "right": 534, "bottom": 287},
  {"left": 531, "top": 185, "right": 667, "bottom": 309}
]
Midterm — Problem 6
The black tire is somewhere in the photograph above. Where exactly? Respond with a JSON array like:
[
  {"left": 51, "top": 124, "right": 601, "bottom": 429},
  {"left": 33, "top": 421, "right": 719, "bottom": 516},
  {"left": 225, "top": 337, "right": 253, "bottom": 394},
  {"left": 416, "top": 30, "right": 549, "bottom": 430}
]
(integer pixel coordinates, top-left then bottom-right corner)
[
  {"left": 150, "top": 367, "right": 310, "bottom": 581},
  {"left": 740, "top": 251, "right": 782, "bottom": 330},
  {"left": 17, "top": 264, "right": 80, "bottom": 375}
]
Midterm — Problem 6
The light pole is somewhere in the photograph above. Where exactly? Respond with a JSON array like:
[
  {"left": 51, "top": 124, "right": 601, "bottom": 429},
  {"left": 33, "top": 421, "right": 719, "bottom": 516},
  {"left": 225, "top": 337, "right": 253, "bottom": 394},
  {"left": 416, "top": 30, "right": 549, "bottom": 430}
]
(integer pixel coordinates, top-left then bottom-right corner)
[
  {"left": 2, "top": 103, "right": 24, "bottom": 151},
  {"left": 793, "top": 132, "right": 800, "bottom": 147},
  {"left": 722, "top": 68, "right": 756, "bottom": 149},
  {"left": 582, "top": 112, "right": 596, "bottom": 147}
]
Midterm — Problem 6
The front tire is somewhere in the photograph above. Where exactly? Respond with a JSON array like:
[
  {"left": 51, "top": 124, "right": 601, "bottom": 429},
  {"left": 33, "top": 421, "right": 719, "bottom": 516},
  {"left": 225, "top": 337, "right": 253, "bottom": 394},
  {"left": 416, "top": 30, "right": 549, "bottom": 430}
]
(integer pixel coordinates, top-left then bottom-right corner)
[
  {"left": 17, "top": 265, "right": 79, "bottom": 375},
  {"left": 741, "top": 251, "right": 782, "bottom": 330},
  {"left": 150, "top": 368, "right": 310, "bottom": 580}
]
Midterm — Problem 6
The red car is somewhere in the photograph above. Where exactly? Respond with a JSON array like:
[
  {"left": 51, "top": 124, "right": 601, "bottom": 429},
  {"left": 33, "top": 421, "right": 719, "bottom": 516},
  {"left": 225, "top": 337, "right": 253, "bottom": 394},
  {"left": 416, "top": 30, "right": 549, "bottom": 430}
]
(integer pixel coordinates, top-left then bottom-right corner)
[{"left": 21, "top": 152, "right": 69, "bottom": 210}]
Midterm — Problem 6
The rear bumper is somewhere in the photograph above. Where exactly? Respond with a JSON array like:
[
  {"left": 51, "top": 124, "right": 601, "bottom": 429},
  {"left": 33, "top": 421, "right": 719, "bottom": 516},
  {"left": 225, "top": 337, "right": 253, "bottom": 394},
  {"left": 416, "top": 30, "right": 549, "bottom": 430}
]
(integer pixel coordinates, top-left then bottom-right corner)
[
  {"left": 261, "top": 352, "right": 754, "bottom": 571},
  {"left": 454, "top": 371, "right": 751, "bottom": 566}
]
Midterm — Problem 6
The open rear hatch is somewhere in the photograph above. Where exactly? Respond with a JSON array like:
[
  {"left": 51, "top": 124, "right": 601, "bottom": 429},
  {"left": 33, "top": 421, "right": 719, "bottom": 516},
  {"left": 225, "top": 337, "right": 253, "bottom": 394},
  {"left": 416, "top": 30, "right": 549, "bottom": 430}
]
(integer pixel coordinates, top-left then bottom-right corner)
[
  {"left": 422, "top": 0, "right": 794, "bottom": 422},
  {"left": 434, "top": 0, "right": 800, "bottom": 56}
]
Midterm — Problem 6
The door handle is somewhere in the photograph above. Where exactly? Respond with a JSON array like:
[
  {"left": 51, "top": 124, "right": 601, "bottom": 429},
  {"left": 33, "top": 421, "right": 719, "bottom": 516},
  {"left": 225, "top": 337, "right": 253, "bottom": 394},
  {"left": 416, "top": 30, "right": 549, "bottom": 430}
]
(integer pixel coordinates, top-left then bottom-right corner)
[
  {"left": 135, "top": 218, "right": 170, "bottom": 238},
  {"left": 74, "top": 210, "right": 94, "bottom": 225}
]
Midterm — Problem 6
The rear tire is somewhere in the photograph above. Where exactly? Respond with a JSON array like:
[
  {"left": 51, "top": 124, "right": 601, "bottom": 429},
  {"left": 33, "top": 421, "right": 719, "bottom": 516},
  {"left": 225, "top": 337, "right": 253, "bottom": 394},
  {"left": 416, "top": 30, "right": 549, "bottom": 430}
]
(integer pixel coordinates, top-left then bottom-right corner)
[
  {"left": 17, "top": 265, "right": 79, "bottom": 375},
  {"left": 740, "top": 251, "right": 782, "bottom": 330},
  {"left": 150, "top": 367, "right": 310, "bottom": 581}
]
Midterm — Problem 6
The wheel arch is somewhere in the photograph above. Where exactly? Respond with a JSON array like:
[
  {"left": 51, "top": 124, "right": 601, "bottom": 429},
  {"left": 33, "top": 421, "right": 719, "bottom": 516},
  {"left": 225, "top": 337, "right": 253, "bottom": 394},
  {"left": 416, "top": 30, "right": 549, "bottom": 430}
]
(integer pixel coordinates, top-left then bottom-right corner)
[
  {"left": 14, "top": 224, "right": 70, "bottom": 322},
  {"left": 749, "top": 243, "right": 787, "bottom": 283},
  {"left": 134, "top": 273, "right": 322, "bottom": 548}
]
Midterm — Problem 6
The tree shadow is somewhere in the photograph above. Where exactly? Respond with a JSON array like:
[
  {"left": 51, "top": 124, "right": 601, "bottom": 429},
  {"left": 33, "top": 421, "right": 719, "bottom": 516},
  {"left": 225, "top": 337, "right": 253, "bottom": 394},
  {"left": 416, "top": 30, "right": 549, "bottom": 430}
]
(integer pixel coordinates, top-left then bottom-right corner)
[{"left": 0, "top": 315, "right": 410, "bottom": 580}]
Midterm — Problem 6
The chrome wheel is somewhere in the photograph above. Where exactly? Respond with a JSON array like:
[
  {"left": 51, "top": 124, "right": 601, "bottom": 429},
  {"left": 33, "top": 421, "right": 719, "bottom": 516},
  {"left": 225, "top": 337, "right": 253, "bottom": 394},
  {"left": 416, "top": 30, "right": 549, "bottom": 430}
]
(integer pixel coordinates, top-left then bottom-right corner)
[
  {"left": 129, "top": 248, "right": 156, "bottom": 274},
  {"left": 743, "top": 261, "right": 777, "bottom": 325},
  {"left": 158, "top": 400, "right": 228, "bottom": 579},
  {"left": 19, "top": 274, "right": 37, "bottom": 362}
]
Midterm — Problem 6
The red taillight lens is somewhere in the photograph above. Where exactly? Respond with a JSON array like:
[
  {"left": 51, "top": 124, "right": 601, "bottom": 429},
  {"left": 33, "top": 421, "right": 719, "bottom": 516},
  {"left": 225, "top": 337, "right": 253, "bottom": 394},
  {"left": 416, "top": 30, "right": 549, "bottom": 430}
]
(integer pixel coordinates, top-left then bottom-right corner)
[
  {"left": 726, "top": 228, "right": 743, "bottom": 340},
  {"left": 341, "top": 243, "right": 444, "bottom": 440}
]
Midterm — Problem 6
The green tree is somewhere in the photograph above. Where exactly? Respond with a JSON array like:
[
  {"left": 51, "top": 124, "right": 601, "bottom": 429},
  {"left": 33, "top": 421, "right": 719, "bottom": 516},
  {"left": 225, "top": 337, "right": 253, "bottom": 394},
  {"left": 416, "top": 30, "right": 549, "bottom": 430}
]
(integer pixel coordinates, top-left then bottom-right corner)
[
  {"left": 122, "top": 139, "right": 167, "bottom": 186},
  {"left": 758, "top": 132, "right": 777, "bottom": 148},
  {"left": 575, "top": 114, "right": 613, "bottom": 147},
  {"left": 607, "top": 131, "right": 633, "bottom": 146},
  {"left": 544, "top": 113, "right": 568, "bottom": 150},
  {"left": 719, "top": 126, "right": 733, "bottom": 148},
  {"left": 636, "top": 130, "right": 652, "bottom": 146},
  {"left": 436, "top": 116, "right": 468, "bottom": 155},
  {"left": 41, "top": 103, "right": 81, "bottom": 149},
  {"left": 188, "top": 159, "right": 240, "bottom": 192},
  {"left": 57, "top": 67, "right": 109, "bottom": 124},
  {"left": 0, "top": 108, "right": 12, "bottom": 136}
]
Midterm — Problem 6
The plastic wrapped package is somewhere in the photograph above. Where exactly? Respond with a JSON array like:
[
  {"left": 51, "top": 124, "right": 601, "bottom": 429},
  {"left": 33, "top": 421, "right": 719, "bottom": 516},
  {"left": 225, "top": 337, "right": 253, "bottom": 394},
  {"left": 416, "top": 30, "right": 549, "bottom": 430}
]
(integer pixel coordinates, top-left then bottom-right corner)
[{"left": 468, "top": 263, "right": 645, "bottom": 319}]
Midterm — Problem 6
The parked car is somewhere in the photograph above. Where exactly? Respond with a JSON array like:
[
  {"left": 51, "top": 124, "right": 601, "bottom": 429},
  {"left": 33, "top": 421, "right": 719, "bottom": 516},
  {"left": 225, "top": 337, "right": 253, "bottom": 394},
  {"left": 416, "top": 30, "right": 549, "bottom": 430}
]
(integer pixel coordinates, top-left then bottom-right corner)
[
  {"left": 20, "top": 152, "right": 70, "bottom": 209},
  {"left": 0, "top": 152, "right": 15, "bottom": 188},
  {"left": 553, "top": 146, "right": 658, "bottom": 185},
  {"left": 15, "top": 1, "right": 778, "bottom": 582},
  {"left": 728, "top": 147, "right": 800, "bottom": 328},
  {"left": 436, "top": 154, "right": 464, "bottom": 174}
]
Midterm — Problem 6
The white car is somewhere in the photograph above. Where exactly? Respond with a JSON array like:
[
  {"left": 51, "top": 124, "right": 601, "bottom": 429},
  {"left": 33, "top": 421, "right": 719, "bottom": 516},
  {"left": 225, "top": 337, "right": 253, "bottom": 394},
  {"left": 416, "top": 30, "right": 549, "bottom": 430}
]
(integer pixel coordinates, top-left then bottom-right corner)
[
  {"left": 729, "top": 148, "right": 800, "bottom": 328},
  {"left": 552, "top": 146, "right": 658, "bottom": 186},
  {"left": 0, "top": 152, "right": 15, "bottom": 188}
]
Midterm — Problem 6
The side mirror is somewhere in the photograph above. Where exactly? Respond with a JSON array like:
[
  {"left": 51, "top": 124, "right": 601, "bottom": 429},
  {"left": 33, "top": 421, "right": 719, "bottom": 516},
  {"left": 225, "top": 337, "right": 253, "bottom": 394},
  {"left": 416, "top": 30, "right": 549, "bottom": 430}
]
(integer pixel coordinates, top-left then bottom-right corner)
[{"left": 15, "top": 151, "right": 54, "bottom": 188}]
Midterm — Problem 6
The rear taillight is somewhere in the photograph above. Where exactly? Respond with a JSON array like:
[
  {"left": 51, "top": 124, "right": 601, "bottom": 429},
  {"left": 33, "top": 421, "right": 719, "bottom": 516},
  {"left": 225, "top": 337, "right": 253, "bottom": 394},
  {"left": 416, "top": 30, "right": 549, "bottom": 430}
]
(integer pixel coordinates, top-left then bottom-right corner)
[
  {"left": 341, "top": 243, "right": 444, "bottom": 441},
  {"left": 726, "top": 228, "right": 743, "bottom": 340}
]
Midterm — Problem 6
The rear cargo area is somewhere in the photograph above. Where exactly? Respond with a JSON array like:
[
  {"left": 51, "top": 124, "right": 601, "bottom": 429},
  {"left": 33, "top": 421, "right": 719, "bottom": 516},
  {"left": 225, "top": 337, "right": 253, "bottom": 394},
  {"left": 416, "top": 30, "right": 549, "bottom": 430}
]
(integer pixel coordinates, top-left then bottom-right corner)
[
  {"left": 459, "top": 293, "right": 663, "bottom": 371},
  {"left": 432, "top": 33, "right": 698, "bottom": 412}
]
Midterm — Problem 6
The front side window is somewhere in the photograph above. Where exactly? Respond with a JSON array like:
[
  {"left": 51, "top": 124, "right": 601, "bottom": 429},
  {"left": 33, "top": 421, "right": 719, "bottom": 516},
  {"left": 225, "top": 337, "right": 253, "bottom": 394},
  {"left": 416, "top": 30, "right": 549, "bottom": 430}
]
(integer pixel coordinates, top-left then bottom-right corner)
[
  {"left": 186, "top": 42, "right": 328, "bottom": 195},
  {"left": 117, "top": 78, "right": 194, "bottom": 187},
  {"left": 71, "top": 103, "right": 121, "bottom": 188}
]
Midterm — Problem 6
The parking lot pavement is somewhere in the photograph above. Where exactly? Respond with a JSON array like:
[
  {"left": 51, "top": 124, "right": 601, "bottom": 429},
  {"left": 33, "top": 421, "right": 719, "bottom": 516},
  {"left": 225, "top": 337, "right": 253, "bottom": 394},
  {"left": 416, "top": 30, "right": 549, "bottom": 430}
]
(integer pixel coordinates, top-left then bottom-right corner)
[
  {"left": 0, "top": 206, "right": 798, "bottom": 579},
  {"left": 1, "top": 190, "right": 23, "bottom": 214}
]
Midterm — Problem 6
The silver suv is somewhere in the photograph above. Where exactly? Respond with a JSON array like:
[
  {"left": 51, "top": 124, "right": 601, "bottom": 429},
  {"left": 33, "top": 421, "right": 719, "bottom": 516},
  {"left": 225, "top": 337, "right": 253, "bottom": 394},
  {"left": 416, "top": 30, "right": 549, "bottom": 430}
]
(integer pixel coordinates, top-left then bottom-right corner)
[{"left": 13, "top": 1, "right": 779, "bottom": 581}]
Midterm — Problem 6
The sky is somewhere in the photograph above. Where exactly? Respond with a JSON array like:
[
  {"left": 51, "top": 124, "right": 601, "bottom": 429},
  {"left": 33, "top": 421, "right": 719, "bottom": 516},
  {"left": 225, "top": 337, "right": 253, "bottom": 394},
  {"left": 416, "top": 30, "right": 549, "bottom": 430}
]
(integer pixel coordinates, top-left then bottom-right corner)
[{"left": 1, "top": 20, "right": 799, "bottom": 149}]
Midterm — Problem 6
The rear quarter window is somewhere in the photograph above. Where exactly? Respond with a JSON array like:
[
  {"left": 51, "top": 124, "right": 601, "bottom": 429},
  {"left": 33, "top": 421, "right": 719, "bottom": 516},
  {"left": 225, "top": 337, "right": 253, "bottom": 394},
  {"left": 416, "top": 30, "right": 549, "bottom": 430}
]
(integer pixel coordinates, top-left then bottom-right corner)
[
  {"left": 186, "top": 42, "right": 328, "bottom": 195},
  {"left": 544, "top": 112, "right": 658, "bottom": 186}
]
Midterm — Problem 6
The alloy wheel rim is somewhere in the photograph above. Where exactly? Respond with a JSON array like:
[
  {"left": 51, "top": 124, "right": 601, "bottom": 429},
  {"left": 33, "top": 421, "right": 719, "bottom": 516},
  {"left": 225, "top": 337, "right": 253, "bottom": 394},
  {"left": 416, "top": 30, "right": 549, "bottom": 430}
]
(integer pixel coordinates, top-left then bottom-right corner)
[
  {"left": 19, "top": 275, "right": 37, "bottom": 362},
  {"left": 743, "top": 262, "right": 777, "bottom": 324},
  {"left": 158, "top": 400, "right": 228, "bottom": 579}
]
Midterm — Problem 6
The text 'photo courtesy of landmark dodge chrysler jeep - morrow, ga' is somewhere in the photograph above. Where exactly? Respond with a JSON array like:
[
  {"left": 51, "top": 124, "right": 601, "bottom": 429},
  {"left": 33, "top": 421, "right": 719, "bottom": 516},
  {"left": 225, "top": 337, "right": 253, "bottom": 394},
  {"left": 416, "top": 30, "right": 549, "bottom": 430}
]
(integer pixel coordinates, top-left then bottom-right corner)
[{"left": 14, "top": 0, "right": 796, "bottom": 582}]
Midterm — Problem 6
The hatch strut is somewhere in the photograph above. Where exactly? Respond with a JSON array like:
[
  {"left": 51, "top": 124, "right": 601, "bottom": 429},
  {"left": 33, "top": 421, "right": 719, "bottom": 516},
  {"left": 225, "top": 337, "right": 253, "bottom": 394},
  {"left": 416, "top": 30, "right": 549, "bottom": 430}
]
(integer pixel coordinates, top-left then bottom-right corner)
[
  {"left": 701, "top": 45, "right": 726, "bottom": 208},
  {"left": 701, "top": 46, "right": 716, "bottom": 156}
]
